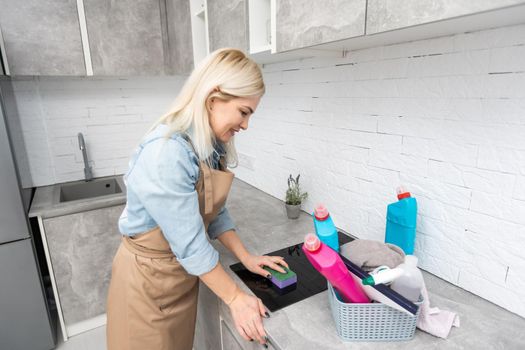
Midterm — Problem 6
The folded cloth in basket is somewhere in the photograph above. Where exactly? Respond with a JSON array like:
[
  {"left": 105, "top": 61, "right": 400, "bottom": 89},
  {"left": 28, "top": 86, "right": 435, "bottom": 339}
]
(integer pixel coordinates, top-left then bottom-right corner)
[
  {"left": 340, "top": 239, "right": 405, "bottom": 272},
  {"left": 417, "top": 279, "right": 460, "bottom": 338},
  {"left": 340, "top": 239, "right": 459, "bottom": 338}
]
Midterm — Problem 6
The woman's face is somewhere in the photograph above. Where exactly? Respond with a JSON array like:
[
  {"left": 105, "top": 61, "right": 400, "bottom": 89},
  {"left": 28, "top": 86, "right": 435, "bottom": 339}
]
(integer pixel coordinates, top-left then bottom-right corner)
[{"left": 208, "top": 95, "right": 261, "bottom": 143}]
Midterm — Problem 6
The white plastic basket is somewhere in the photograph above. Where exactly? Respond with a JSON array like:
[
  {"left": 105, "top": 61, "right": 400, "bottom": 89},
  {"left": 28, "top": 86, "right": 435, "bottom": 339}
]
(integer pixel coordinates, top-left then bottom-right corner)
[{"left": 328, "top": 283, "right": 422, "bottom": 342}]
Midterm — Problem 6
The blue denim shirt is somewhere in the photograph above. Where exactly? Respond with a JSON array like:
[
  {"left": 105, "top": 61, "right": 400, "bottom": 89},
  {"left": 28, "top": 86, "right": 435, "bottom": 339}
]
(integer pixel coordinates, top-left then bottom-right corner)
[{"left": 118, "top": 124, "right": 236, "bottom": 276}]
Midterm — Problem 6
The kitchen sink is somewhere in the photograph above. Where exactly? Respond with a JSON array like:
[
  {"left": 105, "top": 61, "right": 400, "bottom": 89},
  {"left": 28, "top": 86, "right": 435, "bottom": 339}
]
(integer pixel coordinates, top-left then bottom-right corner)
[{"left": 59, "top": 177, "right": 123, "bottom": 203}]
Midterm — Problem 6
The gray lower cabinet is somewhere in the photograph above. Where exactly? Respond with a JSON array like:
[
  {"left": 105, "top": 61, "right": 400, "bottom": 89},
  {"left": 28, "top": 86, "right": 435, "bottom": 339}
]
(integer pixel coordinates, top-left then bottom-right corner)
[
  {"left": 194, "top": 282, "right": 222, "bottom": 350},
  {"left": 367, "top": 0, "right": 525, "bottom": 34},
  {"left": 220, "top": 318, "right": 278, "bottom": 350},
  {"left": 0, "top": 0, "right": 85, "bottom": 76},
  {"left": 275, "top": 0, "right": 366, "bottom": 52},
  {"left": 221, "top": 320, "right": 244, "bottom": 350},
  {"left": 218, "top": 297, "right": 278, "bottom": 350},
  {"left": 42, "top": 205, "right": 124, "bottom": 330},
  {"left": 195, "top": 283, "right": 278, "bottom": 350},
  {"left": 207, "top": 0, "right": 249, "bottom": 52}
]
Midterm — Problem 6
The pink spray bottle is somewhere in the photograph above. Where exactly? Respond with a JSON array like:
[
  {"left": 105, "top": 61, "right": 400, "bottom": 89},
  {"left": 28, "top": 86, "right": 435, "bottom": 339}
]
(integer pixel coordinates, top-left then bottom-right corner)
[{"left": 302, "top": 233, "right": 370, "bottom": 303}]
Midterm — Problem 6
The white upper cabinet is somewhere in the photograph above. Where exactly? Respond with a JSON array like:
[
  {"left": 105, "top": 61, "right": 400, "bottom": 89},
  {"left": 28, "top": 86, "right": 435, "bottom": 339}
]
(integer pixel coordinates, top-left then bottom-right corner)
[
  {"left": 248, "top": 0, "right": 272, "bottom": 54},
  {"left": 189, "top": 0, "right": 209, "bottom": 65}
]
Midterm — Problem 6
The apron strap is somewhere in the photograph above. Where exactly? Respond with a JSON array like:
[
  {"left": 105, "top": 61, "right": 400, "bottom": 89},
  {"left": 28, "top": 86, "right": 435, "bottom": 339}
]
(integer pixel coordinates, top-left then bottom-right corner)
[
  {"left": 182, "top": 133, "right": 220, "bottom": 216},
  {"left": 219, "top": 156, "right": 227, "bottom": 171},
  {"left": 200, "top": 161, "right": 214, "bottom": 215}
]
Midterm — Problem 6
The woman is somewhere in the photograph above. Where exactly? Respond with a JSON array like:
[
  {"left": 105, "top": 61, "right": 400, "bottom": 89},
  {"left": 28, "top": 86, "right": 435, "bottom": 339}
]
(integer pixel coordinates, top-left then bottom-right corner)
[{"left": 106, "top": 48, "right": 288, "bottom": 349}]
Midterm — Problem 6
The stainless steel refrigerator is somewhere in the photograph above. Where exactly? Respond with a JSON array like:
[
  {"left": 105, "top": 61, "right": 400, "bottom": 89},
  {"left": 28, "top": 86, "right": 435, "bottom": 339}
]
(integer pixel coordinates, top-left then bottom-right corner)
[{"left": 0, "top": 81, "right": 56, "bottom": 349}]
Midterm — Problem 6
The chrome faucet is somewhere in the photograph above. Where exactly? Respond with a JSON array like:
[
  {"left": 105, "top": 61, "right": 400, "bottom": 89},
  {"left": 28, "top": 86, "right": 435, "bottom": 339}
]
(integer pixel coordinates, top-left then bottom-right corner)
[{"left": 77, "top": 132, "right": 93, "bottom": 181}]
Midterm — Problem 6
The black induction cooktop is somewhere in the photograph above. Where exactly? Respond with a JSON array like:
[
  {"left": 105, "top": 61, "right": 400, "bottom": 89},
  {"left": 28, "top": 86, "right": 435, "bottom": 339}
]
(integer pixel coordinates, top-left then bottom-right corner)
[{"left": 230, "top": 232, "right": 353, "bottom": 312}]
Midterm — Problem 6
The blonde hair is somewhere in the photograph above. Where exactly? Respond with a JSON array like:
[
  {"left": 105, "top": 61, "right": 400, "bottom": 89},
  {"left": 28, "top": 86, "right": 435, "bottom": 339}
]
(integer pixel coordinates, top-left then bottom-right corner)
[{"left": 150, "top": 48, "right": 265, "bottom": 167}]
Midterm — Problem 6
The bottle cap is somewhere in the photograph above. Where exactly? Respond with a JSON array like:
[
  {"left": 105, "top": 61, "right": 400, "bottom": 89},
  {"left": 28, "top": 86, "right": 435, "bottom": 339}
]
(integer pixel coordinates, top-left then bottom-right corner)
[
  {"left": 303, "top": 233, "right": 321, "bottom": 252},
  {"left": 314, "top": 204, "right": 329, "bottom": 220},
  {"left": 404, "top": 255, "right": 418, "bottom": 267},
  {"left": 396, "top": 186, "right": 411, "bottom": 200},
  {"left": 362, "top": 276, "right": 375, "bottom": 285}
]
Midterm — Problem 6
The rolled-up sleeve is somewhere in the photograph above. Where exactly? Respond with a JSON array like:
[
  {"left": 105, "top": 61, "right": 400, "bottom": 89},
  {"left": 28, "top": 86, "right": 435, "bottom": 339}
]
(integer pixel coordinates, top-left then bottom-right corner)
[
  {"left": 207, "top": 206, "right": 236, "bottom": 240},
  {"left": 127, "top": 137, "right": 218, "bottom": 276}
]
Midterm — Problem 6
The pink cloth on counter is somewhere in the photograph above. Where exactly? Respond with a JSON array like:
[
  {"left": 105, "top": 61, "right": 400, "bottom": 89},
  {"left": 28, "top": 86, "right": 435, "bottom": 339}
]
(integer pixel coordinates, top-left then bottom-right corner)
[{"left": 417, "top": 279, "right": 460, "bottom": 339}]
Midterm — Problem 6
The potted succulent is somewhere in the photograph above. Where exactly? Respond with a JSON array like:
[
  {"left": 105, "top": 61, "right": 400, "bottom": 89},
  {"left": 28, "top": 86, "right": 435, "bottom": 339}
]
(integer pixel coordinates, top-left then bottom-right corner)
[{"left": 285, "top": 174, "right": 308, "bottom": 219}]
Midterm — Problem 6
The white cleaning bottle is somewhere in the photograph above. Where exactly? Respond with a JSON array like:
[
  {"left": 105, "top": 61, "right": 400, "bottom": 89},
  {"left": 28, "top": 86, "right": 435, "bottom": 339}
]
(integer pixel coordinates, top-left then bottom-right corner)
[
  {"left": 390, "top": 255, "right": 424, "bottom": 302},
  {"left": 361, "top": 266, "right": 404, "bottom": 286}
]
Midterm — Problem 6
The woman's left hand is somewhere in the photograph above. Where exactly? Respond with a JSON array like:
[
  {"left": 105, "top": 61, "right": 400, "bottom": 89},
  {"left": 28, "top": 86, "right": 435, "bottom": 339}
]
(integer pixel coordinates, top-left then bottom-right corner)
[{"left": 241, "top": 254, "right": 289, "bottom": 278}]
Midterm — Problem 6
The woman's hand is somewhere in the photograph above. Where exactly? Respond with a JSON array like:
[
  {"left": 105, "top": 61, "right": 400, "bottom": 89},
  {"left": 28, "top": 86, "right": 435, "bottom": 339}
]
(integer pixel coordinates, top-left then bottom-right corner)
[
  {"left": 241, "top": 254, "right": 289, "bottom": 277},
  {"left": 228, "top": 290, "right": 269, "bottom": 345}
]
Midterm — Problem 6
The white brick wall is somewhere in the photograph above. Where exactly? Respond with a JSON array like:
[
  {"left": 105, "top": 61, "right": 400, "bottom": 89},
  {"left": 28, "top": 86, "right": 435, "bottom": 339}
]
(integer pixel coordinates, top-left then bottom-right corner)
[
  {"left": 7, "top": 23, "right": 525, "bottom": 318},
  {"left": 234, "top": 24, "right": 525, "bottom": 318},
  {"left": 9, "top": 76, "right": 185, "bottom": 187}
]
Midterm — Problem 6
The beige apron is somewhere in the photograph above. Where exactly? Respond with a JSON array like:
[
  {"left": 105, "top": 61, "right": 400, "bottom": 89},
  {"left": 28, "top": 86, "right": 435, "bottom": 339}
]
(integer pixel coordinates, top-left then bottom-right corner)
[{"left": 107, "top": 154, "right": 234, "bottom": 350}]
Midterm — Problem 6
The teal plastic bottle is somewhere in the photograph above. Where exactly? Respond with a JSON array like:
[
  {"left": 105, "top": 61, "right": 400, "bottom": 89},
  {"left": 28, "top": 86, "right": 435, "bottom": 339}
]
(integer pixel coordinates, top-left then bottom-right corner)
[
  {"left": 385, "top": 187, "right": 417, "bottom": 255},
  {"left": 312, "top": 204, "right": 339, "bottom": 252}
]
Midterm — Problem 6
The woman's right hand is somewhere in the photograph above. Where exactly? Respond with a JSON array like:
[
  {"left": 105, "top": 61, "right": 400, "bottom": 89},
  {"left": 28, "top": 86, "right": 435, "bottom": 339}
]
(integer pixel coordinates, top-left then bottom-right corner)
[{"left": 228, "top": 290, "right": 269, "bottom": 346}]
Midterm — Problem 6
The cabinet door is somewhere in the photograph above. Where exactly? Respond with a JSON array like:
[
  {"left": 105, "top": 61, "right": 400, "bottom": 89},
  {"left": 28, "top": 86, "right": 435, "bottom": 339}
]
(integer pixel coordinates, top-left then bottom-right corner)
[
  {"left": 207, "top": 0, "right": 249, "bottom": 52},
  {"left": 367, "top": 0, "right": 525, "bottom": 34},
  {"left": 275, "top": 0, "right": 366, "bottom": 53},
  {"left": 83, "top": 0, "right": 166, "bottom": 75},
  {"left": 42, "top": 205, "right": 124, "bottom": 332},
  {"left": 194, "top": 282, "right": 221, "bottom": 350},
  {"left": 221, "top": 320, "right": 244, "bottom": 350},
  {"left": 219, "top": 301, "right": 278, "bottom": 350},
  {"left": 165, "top": 0, "right": 195, "bottom": 74},
  {"left": 0, "top": 0, "right": 85, "bottom": 76}
]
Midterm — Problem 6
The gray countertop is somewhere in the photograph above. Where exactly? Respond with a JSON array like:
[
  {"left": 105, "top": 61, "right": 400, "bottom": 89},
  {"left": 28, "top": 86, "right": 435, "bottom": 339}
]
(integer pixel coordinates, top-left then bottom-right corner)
[{"left": 214, "top": 178, "right": 525, "bottom": 349}]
